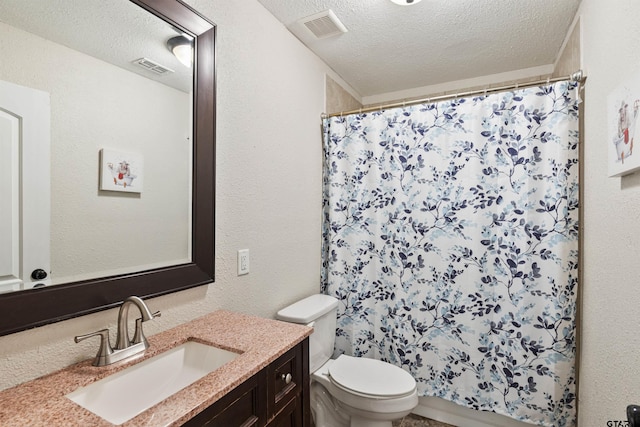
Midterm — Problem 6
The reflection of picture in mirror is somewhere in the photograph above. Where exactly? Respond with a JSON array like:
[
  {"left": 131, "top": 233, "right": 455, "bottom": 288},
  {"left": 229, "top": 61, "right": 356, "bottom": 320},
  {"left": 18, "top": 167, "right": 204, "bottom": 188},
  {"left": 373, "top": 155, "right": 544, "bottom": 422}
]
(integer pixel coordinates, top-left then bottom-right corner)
[{"left": 99, "top": 148, "right": 144, "bottom": 193}]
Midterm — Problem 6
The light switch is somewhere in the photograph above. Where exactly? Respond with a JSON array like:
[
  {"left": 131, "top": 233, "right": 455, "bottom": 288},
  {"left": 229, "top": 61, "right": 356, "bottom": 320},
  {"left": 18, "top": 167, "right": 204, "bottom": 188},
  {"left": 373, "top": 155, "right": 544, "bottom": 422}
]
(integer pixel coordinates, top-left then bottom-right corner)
[{"left": 238, "top": 249, "right": 249, "bottom": 275}]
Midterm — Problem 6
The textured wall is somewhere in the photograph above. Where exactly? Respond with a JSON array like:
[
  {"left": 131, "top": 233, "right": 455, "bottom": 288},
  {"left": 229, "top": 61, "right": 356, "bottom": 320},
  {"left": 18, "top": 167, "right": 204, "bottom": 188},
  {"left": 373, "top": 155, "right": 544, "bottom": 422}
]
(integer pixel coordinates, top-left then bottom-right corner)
[
  {"left": 0, "top": 0, "right": 331, "bottom": 391},
  {"left": 578, "top": 0, "right": 640, "bottom": 425}
]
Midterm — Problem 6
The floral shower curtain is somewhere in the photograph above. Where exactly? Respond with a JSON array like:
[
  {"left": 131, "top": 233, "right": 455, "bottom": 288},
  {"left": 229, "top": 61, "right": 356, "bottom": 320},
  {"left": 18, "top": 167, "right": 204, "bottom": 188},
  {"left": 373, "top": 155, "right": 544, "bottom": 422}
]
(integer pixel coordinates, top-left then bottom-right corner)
[{"left": 321, "top": 81, "right": 579, "bottom": 426}]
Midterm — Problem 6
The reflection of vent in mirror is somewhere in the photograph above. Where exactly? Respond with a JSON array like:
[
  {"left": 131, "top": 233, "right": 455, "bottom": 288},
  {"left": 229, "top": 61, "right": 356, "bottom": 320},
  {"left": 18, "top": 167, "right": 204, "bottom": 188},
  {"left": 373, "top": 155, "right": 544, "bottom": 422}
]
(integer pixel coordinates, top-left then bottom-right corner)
[{"left": 132, "top": 58, "right": 175, "bottom": 75}]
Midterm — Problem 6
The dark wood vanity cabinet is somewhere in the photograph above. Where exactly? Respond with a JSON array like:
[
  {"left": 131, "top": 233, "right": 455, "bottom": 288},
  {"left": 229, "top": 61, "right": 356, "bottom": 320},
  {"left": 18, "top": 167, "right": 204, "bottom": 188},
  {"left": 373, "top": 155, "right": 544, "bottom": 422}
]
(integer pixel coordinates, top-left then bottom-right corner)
[{"left": 183, "top": 338, "right": 310, "bottom": 427}]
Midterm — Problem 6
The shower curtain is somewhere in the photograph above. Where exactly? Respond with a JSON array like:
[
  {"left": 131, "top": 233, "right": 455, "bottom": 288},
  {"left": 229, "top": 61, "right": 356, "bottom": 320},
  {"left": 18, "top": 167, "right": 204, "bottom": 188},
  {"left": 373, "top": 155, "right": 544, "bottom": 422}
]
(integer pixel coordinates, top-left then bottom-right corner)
[{"left": 321, "top": 81, "right": 579, "bottom": 426}]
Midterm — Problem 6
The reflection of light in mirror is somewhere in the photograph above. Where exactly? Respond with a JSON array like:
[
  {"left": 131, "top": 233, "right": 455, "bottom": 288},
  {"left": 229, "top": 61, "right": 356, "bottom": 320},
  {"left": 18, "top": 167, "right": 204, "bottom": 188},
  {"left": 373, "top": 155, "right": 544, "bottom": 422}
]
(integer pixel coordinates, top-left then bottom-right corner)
[
  {"left": 167, "top": 35, "right": 193, "bottom": 68},
  {"left": 389, "top": 0, "right": 422, "bottom": 4}
]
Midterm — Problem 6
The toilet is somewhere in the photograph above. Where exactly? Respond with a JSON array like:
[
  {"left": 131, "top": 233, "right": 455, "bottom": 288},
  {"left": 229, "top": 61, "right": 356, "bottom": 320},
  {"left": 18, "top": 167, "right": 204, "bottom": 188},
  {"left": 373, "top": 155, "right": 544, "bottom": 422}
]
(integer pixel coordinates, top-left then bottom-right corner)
[{"left": 277, "top": 294, "right": 419, "bottom": 427}]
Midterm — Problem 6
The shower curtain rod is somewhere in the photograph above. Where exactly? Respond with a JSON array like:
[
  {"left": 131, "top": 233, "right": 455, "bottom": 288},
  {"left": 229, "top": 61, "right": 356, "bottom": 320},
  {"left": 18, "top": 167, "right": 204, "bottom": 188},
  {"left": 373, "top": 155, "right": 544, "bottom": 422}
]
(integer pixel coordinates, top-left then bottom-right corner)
[{"left": 322, "top": 70, "right": 585, "bottom": 119}]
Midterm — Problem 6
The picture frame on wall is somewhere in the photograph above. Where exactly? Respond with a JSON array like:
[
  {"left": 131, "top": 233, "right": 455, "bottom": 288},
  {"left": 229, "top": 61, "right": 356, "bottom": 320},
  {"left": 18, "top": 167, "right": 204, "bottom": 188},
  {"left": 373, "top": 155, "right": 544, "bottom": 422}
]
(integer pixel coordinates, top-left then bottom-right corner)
[
  {"left": 99, "top": 148, "right": 144, "bottom": 193},
  {"left": 608, "top": 79, "right": 640, "bottom": 177}
]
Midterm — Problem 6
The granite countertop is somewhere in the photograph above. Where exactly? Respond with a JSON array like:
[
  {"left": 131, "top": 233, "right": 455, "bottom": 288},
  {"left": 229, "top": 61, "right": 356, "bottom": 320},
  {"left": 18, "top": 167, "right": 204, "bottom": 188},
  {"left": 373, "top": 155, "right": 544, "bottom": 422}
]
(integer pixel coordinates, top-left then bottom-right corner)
[{"left": 0, "top": 310, "right": 312, "bottom": 426}]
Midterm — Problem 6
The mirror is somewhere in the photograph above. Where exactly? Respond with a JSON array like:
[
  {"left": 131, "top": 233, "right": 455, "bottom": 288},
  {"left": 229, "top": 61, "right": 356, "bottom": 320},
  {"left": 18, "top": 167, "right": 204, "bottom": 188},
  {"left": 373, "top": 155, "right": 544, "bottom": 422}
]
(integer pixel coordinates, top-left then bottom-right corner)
[
  {"left": 0, "top": 0, "right": 216, "bottom": 336},
  {"left": 1, "top": 0, "right": 194, "bottom": 292}
]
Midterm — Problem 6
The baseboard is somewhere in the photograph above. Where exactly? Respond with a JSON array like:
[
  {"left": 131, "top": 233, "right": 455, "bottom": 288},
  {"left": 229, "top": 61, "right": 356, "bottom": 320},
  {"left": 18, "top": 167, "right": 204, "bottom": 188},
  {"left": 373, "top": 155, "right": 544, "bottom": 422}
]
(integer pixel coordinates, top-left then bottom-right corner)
[{"left": 413, "top": 397, "right": 535, "bottom": 427}]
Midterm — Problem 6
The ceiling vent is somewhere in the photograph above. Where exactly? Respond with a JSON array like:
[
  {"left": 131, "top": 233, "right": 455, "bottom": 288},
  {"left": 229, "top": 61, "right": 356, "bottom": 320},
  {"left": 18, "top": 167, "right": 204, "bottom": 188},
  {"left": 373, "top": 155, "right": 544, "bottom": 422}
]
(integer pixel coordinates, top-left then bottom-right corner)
[
  {"left": 298, "top": 9, "right": 348, "bottom": 39},
  {"left": 132, "top": 58, "right": 174, "bottom": 75}
]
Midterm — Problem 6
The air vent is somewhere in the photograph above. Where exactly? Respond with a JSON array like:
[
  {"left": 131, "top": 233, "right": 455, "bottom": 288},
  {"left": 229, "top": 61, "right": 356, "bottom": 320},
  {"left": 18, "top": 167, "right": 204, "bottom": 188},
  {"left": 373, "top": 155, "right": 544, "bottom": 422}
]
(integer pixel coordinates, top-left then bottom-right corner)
[
  {"left": 132, "top": 58, "right": 174, "bottom": 75},
  {"left": 298, "top": 9, "right": 348, "bottom": 39}
]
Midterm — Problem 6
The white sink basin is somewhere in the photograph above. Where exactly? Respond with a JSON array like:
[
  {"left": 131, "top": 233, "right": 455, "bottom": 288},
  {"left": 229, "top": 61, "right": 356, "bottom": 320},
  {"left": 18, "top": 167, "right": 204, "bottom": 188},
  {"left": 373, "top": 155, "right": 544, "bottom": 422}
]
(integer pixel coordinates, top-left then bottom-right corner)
[{"left": 66, "top": 341, "right": 240, "bottom": 425}]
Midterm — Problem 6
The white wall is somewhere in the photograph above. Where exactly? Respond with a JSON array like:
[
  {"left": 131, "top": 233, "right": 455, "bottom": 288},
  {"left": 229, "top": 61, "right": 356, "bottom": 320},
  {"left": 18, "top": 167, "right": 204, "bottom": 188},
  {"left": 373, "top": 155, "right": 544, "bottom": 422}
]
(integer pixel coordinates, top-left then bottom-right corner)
[
  {"left": 578, "top": 0, "right": 640, "bottom": 425},
  {"left": 0, "top": 0, "right": 331, "bottom": 391}
]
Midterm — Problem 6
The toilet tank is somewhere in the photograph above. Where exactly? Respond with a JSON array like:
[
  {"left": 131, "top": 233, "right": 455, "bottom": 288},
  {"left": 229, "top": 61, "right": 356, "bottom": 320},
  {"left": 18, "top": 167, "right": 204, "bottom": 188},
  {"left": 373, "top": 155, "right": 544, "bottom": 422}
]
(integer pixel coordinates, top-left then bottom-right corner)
[{"left": 277, "top": 294, "right": 339, "bottom": 372}]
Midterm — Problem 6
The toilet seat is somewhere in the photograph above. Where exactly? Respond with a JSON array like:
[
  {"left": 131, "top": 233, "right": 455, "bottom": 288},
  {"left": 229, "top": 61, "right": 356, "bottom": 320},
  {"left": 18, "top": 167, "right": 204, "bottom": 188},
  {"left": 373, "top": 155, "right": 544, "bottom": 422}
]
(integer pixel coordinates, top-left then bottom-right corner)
[{"left": 328, "top": 355, "right": 416, "bottom": 399}]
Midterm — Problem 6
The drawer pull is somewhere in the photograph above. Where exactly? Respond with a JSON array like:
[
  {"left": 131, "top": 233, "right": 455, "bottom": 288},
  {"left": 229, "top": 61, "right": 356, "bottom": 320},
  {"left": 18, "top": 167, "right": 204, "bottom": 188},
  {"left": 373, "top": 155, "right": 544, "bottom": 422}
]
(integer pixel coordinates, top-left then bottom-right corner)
[{"left": 280, "top": 373, "right": 292, "bottom": 384}]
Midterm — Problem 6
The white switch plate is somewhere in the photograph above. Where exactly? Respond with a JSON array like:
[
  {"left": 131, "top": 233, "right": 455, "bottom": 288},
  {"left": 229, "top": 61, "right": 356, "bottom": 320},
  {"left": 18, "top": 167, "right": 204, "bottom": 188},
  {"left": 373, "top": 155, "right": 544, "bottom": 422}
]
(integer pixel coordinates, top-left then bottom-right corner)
[{"left": 238, "top": 249, "right": 249, "bottom": 275}]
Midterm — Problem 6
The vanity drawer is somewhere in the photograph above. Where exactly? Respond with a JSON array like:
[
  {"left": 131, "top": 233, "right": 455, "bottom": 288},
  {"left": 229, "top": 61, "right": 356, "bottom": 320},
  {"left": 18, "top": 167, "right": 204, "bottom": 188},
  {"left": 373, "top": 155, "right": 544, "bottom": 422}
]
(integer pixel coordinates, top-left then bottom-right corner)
[{"left": 267, "top": 342, "right": 303, "bottom": 418}]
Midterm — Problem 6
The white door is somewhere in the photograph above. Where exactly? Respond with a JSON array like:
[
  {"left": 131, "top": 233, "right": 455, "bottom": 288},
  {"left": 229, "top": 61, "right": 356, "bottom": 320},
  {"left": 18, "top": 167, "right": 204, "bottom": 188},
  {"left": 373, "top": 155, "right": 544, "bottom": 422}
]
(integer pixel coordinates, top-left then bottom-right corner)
[{"left": 0, "top": 80, "right": 51, "bottom": 292}]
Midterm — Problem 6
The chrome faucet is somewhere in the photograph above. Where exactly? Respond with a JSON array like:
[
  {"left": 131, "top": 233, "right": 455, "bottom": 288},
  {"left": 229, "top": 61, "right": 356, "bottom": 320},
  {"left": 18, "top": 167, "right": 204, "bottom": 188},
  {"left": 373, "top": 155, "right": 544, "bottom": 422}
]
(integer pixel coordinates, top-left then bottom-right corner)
[{"left": 74, "top": 296, "right": 160, "bottom": 366}]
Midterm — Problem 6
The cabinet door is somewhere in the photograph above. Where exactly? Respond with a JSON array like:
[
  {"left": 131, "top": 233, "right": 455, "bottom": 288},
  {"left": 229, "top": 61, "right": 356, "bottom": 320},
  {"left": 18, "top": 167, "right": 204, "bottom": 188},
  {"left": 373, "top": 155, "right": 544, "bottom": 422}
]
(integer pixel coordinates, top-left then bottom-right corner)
[
  {"left": 182, "top": 373, "right": 266, "bottom": 427},
  {"left": 266, "top": 396, "right": 301, "bottom": 427}
]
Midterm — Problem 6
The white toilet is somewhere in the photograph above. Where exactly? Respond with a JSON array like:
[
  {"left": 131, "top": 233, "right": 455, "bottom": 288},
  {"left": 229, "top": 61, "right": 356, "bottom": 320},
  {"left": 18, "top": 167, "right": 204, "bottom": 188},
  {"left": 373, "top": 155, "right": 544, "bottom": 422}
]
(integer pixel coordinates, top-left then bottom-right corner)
[{"left": 277, "top": 294, "right": 419, "bottom": 427}]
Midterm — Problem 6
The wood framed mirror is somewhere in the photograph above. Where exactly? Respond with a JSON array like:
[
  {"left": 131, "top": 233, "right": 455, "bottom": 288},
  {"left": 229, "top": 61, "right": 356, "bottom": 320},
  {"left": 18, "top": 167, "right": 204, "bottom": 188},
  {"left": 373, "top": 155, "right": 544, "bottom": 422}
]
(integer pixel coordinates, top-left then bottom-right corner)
[{"left": 0, "top": 0, "right": 216, "bottom": 336}]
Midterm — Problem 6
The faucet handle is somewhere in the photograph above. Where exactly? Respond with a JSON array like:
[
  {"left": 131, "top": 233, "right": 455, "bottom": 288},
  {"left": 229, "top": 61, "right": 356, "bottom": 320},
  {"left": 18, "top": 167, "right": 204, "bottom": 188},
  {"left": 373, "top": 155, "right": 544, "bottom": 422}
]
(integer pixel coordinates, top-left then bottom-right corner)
[{"left": 74, "top": 329, "right": 113, "bottom": 366}]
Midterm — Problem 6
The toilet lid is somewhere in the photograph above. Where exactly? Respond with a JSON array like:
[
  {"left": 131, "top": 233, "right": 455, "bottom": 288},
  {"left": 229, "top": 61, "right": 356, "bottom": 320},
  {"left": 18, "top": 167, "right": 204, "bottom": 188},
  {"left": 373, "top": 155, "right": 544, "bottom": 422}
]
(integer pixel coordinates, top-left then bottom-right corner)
[{"left": 328, "top": 355, "right": 416, "bottom": 398}]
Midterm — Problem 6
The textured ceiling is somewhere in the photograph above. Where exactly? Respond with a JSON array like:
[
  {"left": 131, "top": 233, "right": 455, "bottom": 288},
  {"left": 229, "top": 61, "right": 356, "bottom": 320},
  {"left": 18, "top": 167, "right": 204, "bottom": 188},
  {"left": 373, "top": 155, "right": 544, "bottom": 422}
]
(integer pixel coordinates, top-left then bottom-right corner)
[{"left": 257, "top": 0, "right": 581, "bottom": 97}]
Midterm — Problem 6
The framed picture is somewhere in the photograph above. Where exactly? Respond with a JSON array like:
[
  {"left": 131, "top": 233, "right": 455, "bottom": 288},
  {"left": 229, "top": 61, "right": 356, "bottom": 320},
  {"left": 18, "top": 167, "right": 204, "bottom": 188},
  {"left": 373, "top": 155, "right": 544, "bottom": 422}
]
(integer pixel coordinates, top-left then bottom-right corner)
[
  {"left": 608, "top": 79, "right": 640, "bottom": 177},
  {"left": 99, "top": 149, "right": 144, "bottom": 193}
]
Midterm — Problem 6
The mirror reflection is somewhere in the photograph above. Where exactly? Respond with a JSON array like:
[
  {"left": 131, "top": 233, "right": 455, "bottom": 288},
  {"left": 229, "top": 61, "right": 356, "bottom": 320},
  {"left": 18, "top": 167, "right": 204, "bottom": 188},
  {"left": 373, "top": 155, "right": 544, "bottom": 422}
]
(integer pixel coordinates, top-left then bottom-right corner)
[{"left": 0, "top": 0, "right": 193, "bottom": 293}]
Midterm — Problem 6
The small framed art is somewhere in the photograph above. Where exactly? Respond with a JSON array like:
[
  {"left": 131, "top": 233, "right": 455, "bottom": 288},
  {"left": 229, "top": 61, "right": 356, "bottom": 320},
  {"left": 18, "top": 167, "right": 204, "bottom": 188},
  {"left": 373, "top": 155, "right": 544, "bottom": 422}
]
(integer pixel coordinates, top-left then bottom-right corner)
[
  {"left": 99, "top": 148, "right": 144, "bottom": 193},
  {"left": 608, "top": 79, "right": 640, "bottom": 177}
]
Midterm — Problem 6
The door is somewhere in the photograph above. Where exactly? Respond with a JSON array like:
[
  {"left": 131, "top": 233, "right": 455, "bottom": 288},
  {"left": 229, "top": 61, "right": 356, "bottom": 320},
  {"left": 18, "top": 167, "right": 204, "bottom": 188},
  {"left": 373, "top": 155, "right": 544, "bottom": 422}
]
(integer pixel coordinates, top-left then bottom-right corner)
[{"left": 0, "top": 79, "right": 51, "bottom": 292}]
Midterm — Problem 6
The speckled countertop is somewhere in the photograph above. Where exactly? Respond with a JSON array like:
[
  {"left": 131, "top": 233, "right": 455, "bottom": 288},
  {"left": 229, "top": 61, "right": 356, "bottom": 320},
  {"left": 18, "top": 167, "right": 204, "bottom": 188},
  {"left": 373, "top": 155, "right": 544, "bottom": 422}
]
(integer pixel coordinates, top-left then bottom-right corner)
[{"left": 0, "top": 310, "right": 312, "bottom": 427}]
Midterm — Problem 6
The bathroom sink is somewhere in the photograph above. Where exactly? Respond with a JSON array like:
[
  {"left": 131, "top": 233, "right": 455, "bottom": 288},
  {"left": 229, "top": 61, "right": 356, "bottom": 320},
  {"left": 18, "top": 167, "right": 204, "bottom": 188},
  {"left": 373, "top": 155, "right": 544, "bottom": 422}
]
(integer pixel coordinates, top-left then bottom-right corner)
[{"left": 66, "top": 341, "right": 240, "bottom": 425}]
